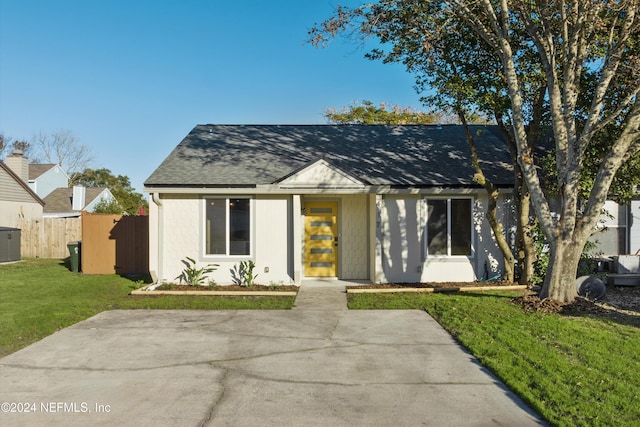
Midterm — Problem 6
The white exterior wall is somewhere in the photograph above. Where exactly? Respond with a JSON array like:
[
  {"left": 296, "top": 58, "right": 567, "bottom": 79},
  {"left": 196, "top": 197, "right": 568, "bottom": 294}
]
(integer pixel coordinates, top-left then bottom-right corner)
[
  {"left": 475, "top": 193, "right": 507, "bottom": 280},
  {"left": 160, "top": 194, "right": 200, "bottom": 282},
  {"left": 148, "top": 194, "right": 159, "bottom": 281},
  {"left": 378, "top": 195, "right": 425, "bottom": 282},
  {"left": 153, "top": 194, "right": 294, "bottom": 284},
  {"left": 378, "top": 193, "right": 504, "bottom": 283},
  {"left": 254, "top": 196, "right": 294, "bottom": 284},
  {"left": 149, "top": 190, "right": 507, "bottom": 285}
]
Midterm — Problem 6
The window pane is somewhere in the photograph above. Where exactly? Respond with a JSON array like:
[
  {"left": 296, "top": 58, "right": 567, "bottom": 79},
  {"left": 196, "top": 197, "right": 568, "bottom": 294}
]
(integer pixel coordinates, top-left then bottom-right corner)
[
  {"left": 427, "top": 200, "right": 448, "bottom": 255},
  {"left": 451, "top": 199, "right": 472, "bottom": 256},
  {"left": 206, "top": 200, "right": 226, "bottom": 255},
  {"left": 229, "top": 198, "right": 250, "bottom": 255}
]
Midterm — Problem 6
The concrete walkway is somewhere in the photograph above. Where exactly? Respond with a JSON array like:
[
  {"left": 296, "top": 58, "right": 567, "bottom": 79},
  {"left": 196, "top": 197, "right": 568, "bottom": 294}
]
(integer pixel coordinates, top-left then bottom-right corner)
[
  {"left": 0, "top": 281, "right": 547, "bottom": 426},
  {"left": 292, "top": 279, "right": 352, "bottom": 310}
]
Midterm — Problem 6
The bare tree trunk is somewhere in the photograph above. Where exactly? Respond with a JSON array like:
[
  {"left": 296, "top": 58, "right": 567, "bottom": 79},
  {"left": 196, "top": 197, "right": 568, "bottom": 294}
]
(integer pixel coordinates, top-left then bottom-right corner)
[
  {"left": 459, "top": 111, "right": 515, "bottom": 281},
  {"left": 540, "top": 238, "right": 583, "bottom": 302},
  {"left": 516, "top": 188, "right": 536, "bottom": 285},
  {"left": 495, "top": 116, "right": 538, "bottom": 285}
]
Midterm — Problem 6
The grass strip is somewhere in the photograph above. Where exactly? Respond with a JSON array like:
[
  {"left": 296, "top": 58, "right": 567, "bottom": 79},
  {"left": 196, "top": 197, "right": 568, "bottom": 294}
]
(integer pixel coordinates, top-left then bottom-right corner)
[{"left": 0, "top": 259, "right": 294, "bottom": 357}]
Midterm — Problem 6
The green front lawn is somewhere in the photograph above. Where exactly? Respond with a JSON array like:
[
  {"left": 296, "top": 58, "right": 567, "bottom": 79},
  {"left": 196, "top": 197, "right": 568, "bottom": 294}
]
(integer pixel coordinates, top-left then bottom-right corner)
[
  {"left": 348, "top": 291, "right": 640, "bottom": 427},
  {"left": 0, "top": 258, "right": 294, "bottom": 357}
]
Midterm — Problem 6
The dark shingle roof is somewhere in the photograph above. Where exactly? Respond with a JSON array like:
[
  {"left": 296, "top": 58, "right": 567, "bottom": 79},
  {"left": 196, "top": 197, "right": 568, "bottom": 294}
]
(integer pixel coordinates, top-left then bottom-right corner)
[
  {"left": 43, "top": 187, "right": 109, "bottom": 213},
  {"left": 29, "top": 164, "right": 57, "bottom": 180},
  {"left": 145, "top": 125, "right": 514, "bottom": 188}
]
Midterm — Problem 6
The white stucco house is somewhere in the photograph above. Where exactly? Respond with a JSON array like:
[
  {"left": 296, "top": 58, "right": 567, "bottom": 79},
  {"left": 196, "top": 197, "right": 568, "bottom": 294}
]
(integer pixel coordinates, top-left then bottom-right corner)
[{"left": 144, "top": 124, "right": 516, "bottom": 285}]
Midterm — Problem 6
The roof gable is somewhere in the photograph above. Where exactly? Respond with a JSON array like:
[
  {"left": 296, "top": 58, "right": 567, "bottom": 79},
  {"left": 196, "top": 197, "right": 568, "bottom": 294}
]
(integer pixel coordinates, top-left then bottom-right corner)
[
  {"left": 43, "top": 187, "right": 113, "bottom": 213},
  {"left": 275, "top": 159, "right": 366, "bottom": 189},
  {"left": 0, "top": 161, "right": 45, "bottom": 206},
  {"left": 29, "top": 164, "right": 57, "bottom": 180}
]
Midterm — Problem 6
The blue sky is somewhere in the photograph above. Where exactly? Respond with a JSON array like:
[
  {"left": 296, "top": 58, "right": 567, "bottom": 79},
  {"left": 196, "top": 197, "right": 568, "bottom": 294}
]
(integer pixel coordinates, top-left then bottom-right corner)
[{"left": 0, "top": 1, "right": 423, "bottom": 193}]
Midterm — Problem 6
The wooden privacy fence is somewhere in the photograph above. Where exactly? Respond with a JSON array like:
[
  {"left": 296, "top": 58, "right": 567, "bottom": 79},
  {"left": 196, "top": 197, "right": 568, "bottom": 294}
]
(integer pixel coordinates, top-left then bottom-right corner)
[
  {"left": 17, "top": 217, "right": 82, "bottom": 258},
  {"left": 16, "top": 213, "right": 149, "bottom": 276},
  {"left": 81, "top": 213, "right": 149, "bottom": 275}
]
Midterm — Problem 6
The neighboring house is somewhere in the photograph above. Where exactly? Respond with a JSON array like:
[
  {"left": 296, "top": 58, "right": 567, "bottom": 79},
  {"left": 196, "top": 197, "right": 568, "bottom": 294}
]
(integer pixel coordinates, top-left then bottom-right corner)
[
  {"left": 42, "top": 186, "right": 117, "bottom": 218},
  {"left": 28, "top": 163, "right": 69, "bottom": 199},
  {"left": 5, "top": 150, "right": 69, "bottom": 199},
  {"left": 589, "top": 197, "right": 640, "bottom": 257},
  {"left": 0, "top": 160, "right": 44, "bottom": 227},
  {"left": 145, "top": 124, "right": 517, "bottom": 285}
]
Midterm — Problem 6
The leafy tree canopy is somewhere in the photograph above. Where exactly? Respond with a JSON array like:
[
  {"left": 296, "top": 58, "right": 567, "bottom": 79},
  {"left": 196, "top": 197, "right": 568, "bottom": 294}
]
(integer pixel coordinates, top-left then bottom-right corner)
[
  {"left": 72, "top": 168, "right": 147, "bottom": 215},
  {"left": 325, "top": 100, "right": 438, "bottom": 124},
  {"left": 325, "top": 100, "right": 491, "bottom": 124}
]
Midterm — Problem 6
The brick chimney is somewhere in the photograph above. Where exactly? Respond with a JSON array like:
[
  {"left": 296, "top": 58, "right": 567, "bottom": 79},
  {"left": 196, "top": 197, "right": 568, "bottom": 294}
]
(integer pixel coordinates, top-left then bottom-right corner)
[{"left": 5, "top": 149, "right": 29, "bottom": 182}]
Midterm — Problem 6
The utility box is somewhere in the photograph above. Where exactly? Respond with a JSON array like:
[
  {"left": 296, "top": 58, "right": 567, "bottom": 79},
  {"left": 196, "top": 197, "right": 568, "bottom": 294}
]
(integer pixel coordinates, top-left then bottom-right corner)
[
  {"left": 614, "top": 255, "right": 640, "bottom": 274},
  {"left": 0, "top": 227, "right": 21, "bottom": 262}
]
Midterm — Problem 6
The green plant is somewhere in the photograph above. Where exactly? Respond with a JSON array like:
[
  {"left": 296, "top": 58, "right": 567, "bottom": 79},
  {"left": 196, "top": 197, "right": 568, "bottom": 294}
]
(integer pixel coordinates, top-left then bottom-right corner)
[
  {"left": 231, "top": 260, "right": 259, "bottom": 287},
  {"left": 268, "top": 280, "right": 285, "bottom": 290},
  {"left": 175, "top": 257, "right": 218, "bottom": 286}
]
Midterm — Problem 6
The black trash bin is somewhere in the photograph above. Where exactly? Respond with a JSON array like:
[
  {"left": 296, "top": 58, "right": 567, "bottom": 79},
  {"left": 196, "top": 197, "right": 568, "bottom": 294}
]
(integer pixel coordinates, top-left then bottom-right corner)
[{"left": 67, "top": 241, "right": 81, "bottom": 272}]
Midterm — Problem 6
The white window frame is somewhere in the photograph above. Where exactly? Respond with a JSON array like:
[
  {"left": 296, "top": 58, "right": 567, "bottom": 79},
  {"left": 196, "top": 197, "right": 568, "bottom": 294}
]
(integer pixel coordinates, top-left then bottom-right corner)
[
  {"left": 202, "top": 197, "right": 254, "bottom": 258},
  {"left": 424, "top": 197, "right": 474, "bottom": 258}
]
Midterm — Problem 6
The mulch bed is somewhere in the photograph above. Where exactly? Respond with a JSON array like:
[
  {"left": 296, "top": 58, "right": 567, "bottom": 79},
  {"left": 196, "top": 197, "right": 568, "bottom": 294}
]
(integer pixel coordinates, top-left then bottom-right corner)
[
  {"left": 512, "top": 287, "right": 640, "bottom": 326},
  {"left": 154, "top": 284, "right": 299, "bottom": 292},
  {"left": 346, "top": 280, "right": 516, "bottom": 290},
  {"left": 351, "top": 281, "right": 640, "bottom": 326}
]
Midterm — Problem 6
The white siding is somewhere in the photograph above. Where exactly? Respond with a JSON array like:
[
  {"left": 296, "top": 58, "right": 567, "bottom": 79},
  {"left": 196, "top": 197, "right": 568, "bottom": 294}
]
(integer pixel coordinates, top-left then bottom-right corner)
[
  {"left": 631, "top": 200, "right": 640, "bottom": 255},
  {"left": 0, "top": 166, "right": 37, "bottom": 203},
  {"left": 31, "top": 166, "right": 69, "bottom": 199},
  {"left": 340, "top": 194, "right": 369, "bottom": 279},
  {"left": 0, "top": 166, "right": 43, "bottom": 227},
  {"left": 590, "top": 200, "right": 629, "bottom": 256}
]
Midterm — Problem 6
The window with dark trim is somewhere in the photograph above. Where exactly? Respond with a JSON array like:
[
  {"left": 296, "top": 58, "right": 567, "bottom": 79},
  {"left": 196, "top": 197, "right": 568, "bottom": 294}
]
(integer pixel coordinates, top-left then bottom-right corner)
[
  {"left": 205, "top": 198, "right": 251, "bottom": 256},
  {"left": 426, "top": 198, "right": 472, "bottom": 256}
]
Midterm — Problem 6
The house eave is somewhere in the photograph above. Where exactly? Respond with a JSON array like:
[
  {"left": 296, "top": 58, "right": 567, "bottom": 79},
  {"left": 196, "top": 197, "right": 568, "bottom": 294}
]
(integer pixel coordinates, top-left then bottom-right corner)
[{"left": 145, "top": 183, "right": 514, "bottom": 195}]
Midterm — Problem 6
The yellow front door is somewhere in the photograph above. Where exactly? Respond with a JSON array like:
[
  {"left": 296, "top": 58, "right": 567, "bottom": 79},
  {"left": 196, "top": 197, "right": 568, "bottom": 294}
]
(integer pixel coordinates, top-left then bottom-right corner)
[{"left": 304, "top": 202, "right": 338, "bottom": 277}]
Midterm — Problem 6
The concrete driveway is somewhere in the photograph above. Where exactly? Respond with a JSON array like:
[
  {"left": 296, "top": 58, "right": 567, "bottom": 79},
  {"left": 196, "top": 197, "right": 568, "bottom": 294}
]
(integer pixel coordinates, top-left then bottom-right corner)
[{"left": 0, "top": 283, "right": 546, "bottom": 426}]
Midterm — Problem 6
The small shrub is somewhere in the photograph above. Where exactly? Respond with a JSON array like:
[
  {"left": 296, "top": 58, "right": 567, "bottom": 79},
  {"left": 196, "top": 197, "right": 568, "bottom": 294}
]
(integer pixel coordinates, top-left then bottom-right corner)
[
  {"left": 268, "top": 280, "right": 285, "bottom": 290},
  {"left": 231, "top": 260, "right": 259, "bottom": 287},
  {"left": 175, "top": 257, "right": 218, "bottom": 286}
]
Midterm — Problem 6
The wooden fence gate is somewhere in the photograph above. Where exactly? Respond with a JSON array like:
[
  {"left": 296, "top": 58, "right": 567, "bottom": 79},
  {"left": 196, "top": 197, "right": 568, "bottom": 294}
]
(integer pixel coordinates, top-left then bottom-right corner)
[{"left": 81, "top": 213, "right": 149, "bottom": 275}]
